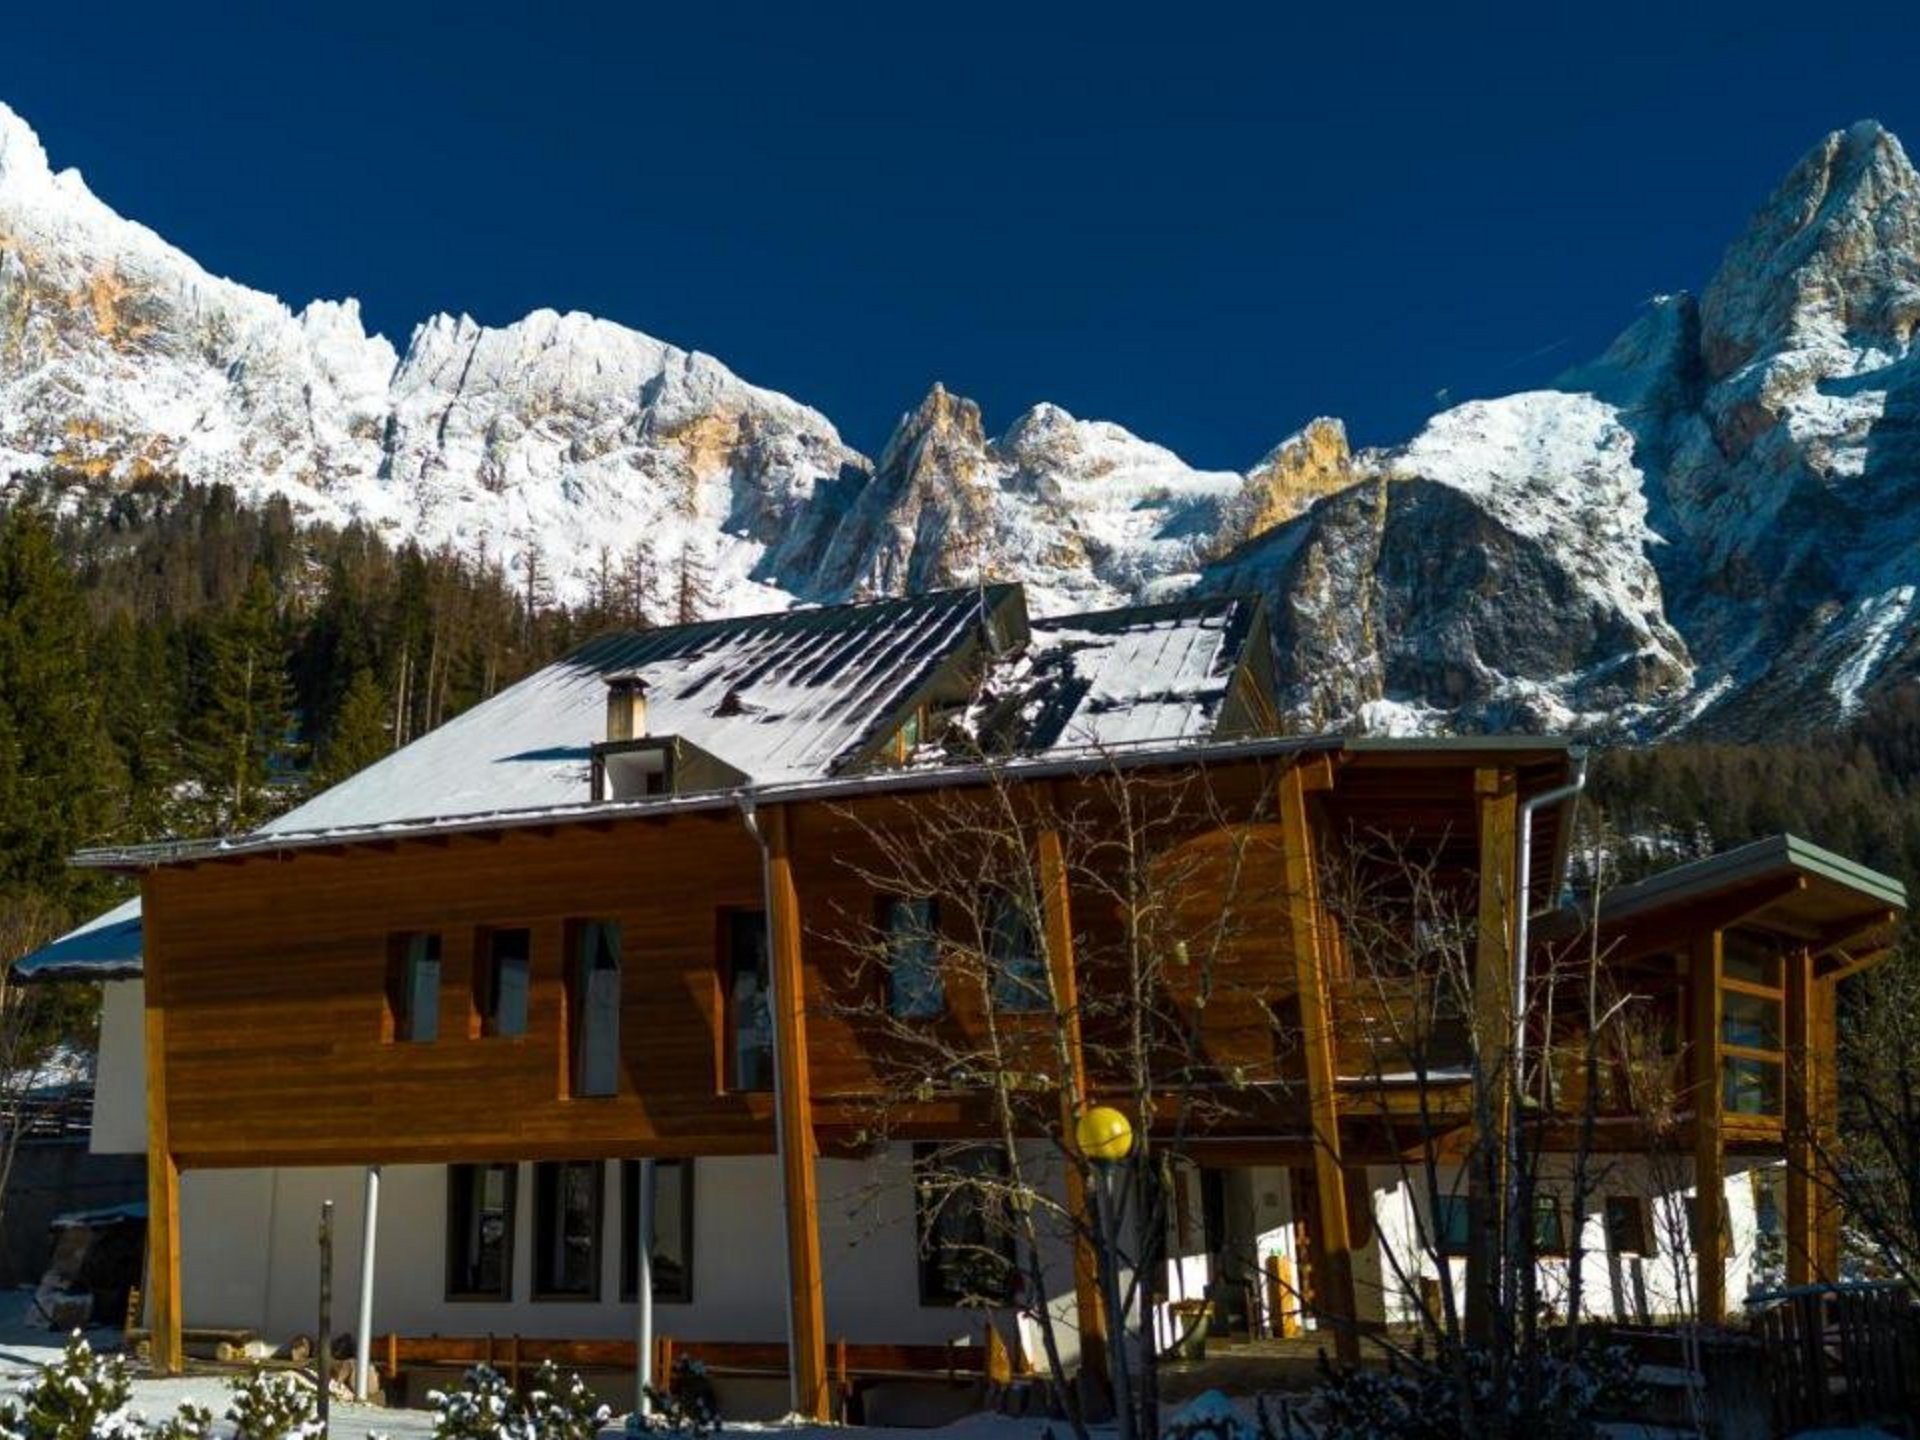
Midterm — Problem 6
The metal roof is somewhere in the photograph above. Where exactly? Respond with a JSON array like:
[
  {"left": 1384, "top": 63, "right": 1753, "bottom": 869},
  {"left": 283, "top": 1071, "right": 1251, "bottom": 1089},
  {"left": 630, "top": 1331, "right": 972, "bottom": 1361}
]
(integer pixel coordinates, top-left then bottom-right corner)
[{"left": 1584, "top": 832, "right": 1907, "bottom": 927}]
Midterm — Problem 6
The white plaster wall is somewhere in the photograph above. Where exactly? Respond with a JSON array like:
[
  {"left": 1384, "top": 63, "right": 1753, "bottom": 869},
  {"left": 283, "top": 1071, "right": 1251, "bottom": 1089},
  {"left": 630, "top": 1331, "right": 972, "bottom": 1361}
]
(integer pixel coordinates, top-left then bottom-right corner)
[
  {"left": 175, "top": 1147, "right": 1076, "bottom": 1357},
  {"left": 90, "top": 979, "right": 147, "bottom": 1156},
  {"left": 1356, "top": 1155, "right": 1781, "bottom": 1327}
]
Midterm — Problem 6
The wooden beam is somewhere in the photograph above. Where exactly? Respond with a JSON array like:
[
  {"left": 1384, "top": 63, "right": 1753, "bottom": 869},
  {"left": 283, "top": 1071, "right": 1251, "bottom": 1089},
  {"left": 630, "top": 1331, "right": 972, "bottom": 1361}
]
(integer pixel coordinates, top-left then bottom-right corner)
[
  {"left": 1466, "top": 767, "right": 1517, "bottom": 1345},
  {"left": 1279, "top": 763, "right": 1360, "bottom": 1364},
  {"left": 141, "top": 875, "right": 184, "bottom": 1376},
  {"left": 1812, "top": 973, "right": 1842, "bottom": 1279},
  {"left": 1783, "top": 945, "right": 1817, "bottom": 1287},
  {"left": 1690, "top": 928, "right": 1726, "bottom": 1321},
  {"left": 765, "top": 806, "right": 829, "bottom": 1420},
  {"left": 1037, "top": 816, "right": 1107, "bottom": 1378}
]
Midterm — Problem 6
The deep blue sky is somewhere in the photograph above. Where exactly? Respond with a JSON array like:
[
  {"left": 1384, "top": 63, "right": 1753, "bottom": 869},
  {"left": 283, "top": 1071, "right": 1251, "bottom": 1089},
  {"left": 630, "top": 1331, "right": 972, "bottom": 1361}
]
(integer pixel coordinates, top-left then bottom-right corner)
[{"left": 3, "top": 3, "right": 1916, "bottom": 466}]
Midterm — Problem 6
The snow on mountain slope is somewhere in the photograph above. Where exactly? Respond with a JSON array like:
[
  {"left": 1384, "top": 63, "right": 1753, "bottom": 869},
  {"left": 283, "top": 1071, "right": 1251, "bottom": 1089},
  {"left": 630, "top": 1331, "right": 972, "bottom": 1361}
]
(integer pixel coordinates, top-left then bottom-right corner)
[{"left": 6, "top": 96, "right": 1920, "bottom": 739}]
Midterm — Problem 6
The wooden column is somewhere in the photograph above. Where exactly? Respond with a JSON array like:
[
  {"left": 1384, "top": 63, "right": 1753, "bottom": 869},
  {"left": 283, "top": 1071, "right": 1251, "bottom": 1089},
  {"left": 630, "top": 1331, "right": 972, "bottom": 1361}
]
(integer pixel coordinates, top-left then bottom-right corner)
[
  {"left": 1465, "top": 769, "right": 1517, "bottom": 1345},
  {"left": 141, "top": 875, "right": 184, "bottom": 1375},
  {"left": 765, "top": 807, "right": 829, "bottom": 1420},
  {"left": 1038, "top": 818, "right": 1107, "bottom": 1376},
  {"left": 1812, "top": 974, "right": 1842, "bottom": 1279},
  {"left": 1783, "top": 946, "right": 1817, "bottom": 1286},
  {"left": 1690, "top": 929, "right": 1726, "bottom": 1322},
  {"left": 1279, "top": 762, "right": 1360, "bottom": 1364}
]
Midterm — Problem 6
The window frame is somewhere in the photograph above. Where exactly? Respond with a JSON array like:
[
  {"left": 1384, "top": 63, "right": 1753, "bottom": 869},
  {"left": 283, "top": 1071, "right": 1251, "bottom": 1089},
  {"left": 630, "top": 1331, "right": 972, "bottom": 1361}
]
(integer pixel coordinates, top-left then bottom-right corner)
[
  {"left": 882, "top": 895, "right": 945, "bottom": 1019},
  {"left": 473, "top": 925, "right": 533, "bottom": 1040},
  {"left": 913, "top": 1142, "right": 1018, "bottom": 1308},
  {"left": 445, "top": 1162, "right": 517, "bottom": 1302},
  {"left": 1604, "top": 1195, "right": 1651, "bottom": 1256},
  {"left": 387, "top": 931, "right": 443, "bottom": 1044},
  {"left": 566, "top": 919, "right": 623, "bottom": 1099},
  {"left": 1531, "top": 1194, "right": 1569, "bottom": 1257},
  {"left": 984, "top": 889, "right": 1048, "bottom": 1014},
  {"left": 618, "top": 1159, "right": 696, "bottom": 1304},
  {"left": 720, "top": 908, "right": 774, "bottom": 1093},
  {"left": 1431, "top": 1193, "right": 1473, "bottom": 1258},
  {"left": 530, "top": 1159, "right": 605, "bottom": 1302}
]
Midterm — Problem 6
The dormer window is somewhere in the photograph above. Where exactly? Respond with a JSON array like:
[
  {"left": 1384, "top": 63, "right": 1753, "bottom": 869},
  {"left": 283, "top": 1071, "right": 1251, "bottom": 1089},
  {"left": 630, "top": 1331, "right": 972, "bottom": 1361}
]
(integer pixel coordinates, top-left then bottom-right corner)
[{"left": 596, "top": 742, "right": 675, "bottom": 800}]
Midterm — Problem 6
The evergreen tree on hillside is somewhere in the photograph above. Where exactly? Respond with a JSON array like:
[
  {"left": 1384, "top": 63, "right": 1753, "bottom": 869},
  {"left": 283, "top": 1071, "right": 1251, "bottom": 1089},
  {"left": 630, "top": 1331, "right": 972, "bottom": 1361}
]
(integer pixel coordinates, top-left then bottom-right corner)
[
  {"left": 673, "top": 542, "right": 716, "bottom": 625},
  {"left": 312, "top": 667, "right": 390, "bottom": 791},
  {"left": 187, "top": 565, "right": 299, "bottom": 831},
  {"left": 0, "top": 507, "right": 122, "bottom": 910}
]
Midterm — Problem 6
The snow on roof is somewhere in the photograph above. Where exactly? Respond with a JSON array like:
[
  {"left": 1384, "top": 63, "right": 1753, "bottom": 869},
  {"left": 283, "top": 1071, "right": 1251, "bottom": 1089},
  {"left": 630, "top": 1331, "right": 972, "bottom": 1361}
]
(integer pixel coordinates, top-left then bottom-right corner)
[
  {"left": 263, "top": 585, "right": 1013, "bottom": 836},
  {"left": 10, "top": 896, "right": 143, "bottom": 981},
  {"left": 1004, "top": 595, "right": 1261, "bottom": 753}
]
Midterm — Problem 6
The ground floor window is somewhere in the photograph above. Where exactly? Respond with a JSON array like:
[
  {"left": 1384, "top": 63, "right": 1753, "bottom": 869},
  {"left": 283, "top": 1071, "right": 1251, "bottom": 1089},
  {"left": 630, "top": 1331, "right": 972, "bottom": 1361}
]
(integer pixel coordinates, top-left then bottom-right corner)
[
  {"left": 620, "top": 1159, "right": 695, "bottom": 1302},
  {"left": 1532, "top": 1195, "right": 1568, "bottom": 1256},
  {"left": 913, "top": 1143, "right": 1017, "bottom": 1306},
  {"left": 1604, "top": 1195, "right": 1651, "bottom": 1255},
  {"left": 532, "top": 1160, "right": 603, "bottom": 1299},
  {"left": 1431, "top": 1193, "right": 1472, "bottom": 1257},
  {"left": 447, "top": 1163, "right": 516, "bottom": 1300}
]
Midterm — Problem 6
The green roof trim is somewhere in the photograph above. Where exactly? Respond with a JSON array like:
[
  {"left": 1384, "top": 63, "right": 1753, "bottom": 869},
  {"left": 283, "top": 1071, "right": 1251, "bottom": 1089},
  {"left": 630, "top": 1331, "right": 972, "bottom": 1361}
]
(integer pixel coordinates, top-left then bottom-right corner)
[{"left": 1593, "top": 832, "right": 1907, "bottom": 926}]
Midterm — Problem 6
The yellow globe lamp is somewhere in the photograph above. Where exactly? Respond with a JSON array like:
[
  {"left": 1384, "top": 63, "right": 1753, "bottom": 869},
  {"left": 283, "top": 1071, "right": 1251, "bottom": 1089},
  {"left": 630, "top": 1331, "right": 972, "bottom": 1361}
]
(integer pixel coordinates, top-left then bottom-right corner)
[{"left": 1076, "top": 1105, "right": 1134, "bottom": 1165}]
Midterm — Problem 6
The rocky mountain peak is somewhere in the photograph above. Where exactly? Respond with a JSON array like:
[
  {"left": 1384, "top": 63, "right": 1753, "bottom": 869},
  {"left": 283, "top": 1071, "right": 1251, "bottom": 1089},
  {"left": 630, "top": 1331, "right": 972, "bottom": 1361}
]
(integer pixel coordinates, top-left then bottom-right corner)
[
  {"left": 1701, "top": 119, "right": 1920, "bottom": 378},
  {"left": 1217, "top": 418, "right": 1356, "bottom": 552},
  {"left": 0, "top": 102, "right": 51, "bottom": 189}
]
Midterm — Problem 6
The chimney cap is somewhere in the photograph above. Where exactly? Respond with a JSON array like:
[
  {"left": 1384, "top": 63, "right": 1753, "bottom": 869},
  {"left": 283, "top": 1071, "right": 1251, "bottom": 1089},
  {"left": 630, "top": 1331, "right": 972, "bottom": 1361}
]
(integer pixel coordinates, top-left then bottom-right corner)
[{"left": 605, "top": 670, "right": 650, "bottom": 694}]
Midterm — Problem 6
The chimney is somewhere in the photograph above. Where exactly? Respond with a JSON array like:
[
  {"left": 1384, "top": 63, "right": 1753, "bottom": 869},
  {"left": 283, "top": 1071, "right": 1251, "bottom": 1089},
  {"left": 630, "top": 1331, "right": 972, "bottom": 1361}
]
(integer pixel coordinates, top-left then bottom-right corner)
[{"left": 605, "top": 672, "right": 649, "bottom": 742}]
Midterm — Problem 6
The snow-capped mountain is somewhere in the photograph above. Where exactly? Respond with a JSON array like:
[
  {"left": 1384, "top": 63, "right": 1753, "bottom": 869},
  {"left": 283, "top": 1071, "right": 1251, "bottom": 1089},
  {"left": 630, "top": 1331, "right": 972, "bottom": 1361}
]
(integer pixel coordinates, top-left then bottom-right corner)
[{"left": 2, "top": 97, "right": 1918, "bottom": 739}]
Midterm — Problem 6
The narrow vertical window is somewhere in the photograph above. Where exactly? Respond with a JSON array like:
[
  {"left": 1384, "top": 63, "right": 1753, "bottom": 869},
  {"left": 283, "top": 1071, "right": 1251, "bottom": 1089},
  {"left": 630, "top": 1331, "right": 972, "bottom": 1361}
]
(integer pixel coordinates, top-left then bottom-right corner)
[
  {"left": 885, "top": 897, "right": 943, "bottom": 1018},
  {"left": 1604, "top": 1195, "right": 1650, "bottom": 1255},
  {"left": 913, "top": 1144, "right": 1016, "bottom": 1306},
  {"left": 570, "top": 920, "right": 621, "bottom": 1097},
  {"left": 620, "top": 1159, "right": 695, "bottom": 1302},
  {"left": 1431, "top": 1193, "right": 1473, "bottom": 1257},
  {"left": 389, "top": 932, "right": 442, "bottom": 1042},
  {"left": 986, "top": 891, "right": 1046, "bottom": 1013},
  {"left": 476, "top": 927, "right": 532, "bottom": 1038},
  {"left": 723, "top": 911, "right": 773, "bottom": 1091},
  {"left": 446, "top": 1163, "right": 515, "bottom": 1299},
  {"left": 532, "top": 1160, "right": 603, "bottom": 1300}
]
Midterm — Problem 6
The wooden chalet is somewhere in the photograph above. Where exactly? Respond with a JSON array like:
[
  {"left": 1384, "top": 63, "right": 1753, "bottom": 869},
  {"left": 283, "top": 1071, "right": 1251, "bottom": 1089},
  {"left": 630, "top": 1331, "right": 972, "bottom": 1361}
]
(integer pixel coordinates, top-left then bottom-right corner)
[{"left": 12, "top": 584, "right": 1906, "bottom": 1417}]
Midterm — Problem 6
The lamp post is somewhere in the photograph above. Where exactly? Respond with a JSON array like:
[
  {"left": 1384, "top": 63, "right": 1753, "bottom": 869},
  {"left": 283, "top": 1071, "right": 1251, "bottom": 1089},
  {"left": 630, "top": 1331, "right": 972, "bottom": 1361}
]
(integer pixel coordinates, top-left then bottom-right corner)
[{"left": 1076, "top": 1105, "right": 1136, "bottom": 1440}]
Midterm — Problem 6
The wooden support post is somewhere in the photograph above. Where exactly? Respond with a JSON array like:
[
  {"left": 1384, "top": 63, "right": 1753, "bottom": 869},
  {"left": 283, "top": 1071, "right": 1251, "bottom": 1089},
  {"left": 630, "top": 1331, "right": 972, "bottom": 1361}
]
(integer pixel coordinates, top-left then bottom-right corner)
[
  {"left": 1812, "top": 975, "right": 1842, "bottom": 1279},
  {"left": 1784, "top": 946, "right": 1817, "bottom": 1286},
  {"left": 1466, "top": 769, "right": 1517, "bottom": 1346},
  {"left": 141, "top": 876, "right": 184, "bottom": 1377},
  {"left": 766, "top": 806, "right": 830, "bottom": 1421},
  {"left": 1038, "top": 817, "right": 1107, "bottom": 1378},
  {"left": 1279, "top": 762, "right": 1360, "bottom": 1364},
  {"left": 1691, "top": 928, "right": 1726, "bottom": 1322}
]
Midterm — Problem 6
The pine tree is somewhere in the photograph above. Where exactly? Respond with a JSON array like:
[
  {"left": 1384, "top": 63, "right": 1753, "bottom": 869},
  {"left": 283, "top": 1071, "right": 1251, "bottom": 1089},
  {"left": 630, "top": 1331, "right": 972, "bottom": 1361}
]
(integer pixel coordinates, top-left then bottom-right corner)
[
  {"left": 0, "top": 506, "right": 122, "bottom": 906},
  {"left": 187, "top": 566, "right": 299, "bottom": 831},
  {"left": 673, "top": 542, "right": 716, "bottom": 625},
  {"left": 312, "top": 667, "right": 391, "bottom": 791}
]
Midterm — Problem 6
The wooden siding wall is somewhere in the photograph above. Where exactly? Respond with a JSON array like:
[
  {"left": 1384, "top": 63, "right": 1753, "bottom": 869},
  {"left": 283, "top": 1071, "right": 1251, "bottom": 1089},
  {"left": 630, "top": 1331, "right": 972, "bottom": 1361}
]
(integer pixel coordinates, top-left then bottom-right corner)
[{"left": 149, "top": 814, "right": 769, "bottom": 1168}]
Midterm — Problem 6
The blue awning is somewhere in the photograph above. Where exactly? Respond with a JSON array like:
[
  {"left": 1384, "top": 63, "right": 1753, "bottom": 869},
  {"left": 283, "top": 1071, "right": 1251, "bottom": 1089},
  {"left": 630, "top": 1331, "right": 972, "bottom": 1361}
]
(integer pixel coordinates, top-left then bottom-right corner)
[{"left": 12, "top": 897, "right": 144, "bottom": 981}]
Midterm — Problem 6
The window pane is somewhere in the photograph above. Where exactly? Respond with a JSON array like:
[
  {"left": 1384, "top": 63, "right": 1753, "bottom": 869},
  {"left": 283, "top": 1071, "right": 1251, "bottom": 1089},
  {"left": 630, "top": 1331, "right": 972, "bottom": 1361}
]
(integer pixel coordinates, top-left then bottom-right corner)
[
  {"left": 1722, "top": 991, "right": 1779, "bottom": 1051},
  {"left": 533, "top": 1160, "right": 601, "bottom": 1298},
  {"left": 1723, "top": 1055, "right": 1781, "bottom": 1115},
  {"left": 1721, "top": 932, "right": 1782, "bottom": 988},
  {"left": 727, "top": 913, "right": 773, "bottom": 1092},
  {"left": 1604, "top": 1196, "right": 1649, "bottom": 1255},
  {"left": 483, "top": 929, "right": 531, "bottom": 1038},
  {"left": 914, "top": 1144, "right": 1016, "bottom": 1305},
  {"left": 397, "top": 933, "right": 441, "bottom": 1043},
  {"left": 1532, "top": 1196, "right": 1565, "bottom": 1254},
  {"left": 887, "top": 898, "right": 943, "bottom": 1018},
  {"left": 574, "top": 921, "right": 621, "bottom": 1097},
  {"left": 1433, "top": 1194, "right": 1472, "bottom": 1256},
  {"left": 447, "top": 1163, "right": 514, "bottom": 1299},
  {"left": 621, "top": 1159, "right": 693, "bottom": 1303},
  {"left": 987, "top": 893, "right": 1047, "bottom": 1013}
]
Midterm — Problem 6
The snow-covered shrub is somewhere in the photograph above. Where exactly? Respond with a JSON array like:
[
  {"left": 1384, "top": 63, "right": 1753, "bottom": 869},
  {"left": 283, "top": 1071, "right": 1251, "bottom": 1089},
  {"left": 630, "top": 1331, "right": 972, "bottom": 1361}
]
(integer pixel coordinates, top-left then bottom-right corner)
[
  {"left": 1162, "top": 1390, "right": 1255, "bottom": 1440},
  {"left": 148, "top": 1402, "right": 215, "bottom": 1440},
  {"left": 0, "top": 1333, "right": 141, "bottom": 1440},
  {"left": 635, "top": 1357, "right": 718, "bottom": 1438},
  {"left": 1302, "top": 1342, "right": 1642, "bottom": 1440},
  {"left": 430, "top": 1363, "right": 609, "bottom": 1440},
  {"left": 225, "top": 1370, "right": 321, "bottom": 1440},
  {"left": 522, "top": 1364, "right": 609, "bottom": 1440}
]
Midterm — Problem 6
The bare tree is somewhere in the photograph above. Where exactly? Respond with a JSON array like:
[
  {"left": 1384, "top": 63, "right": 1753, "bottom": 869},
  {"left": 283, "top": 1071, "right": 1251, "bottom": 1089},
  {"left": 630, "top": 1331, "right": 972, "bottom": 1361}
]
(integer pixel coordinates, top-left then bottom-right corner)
[{"left": 818, "top": 757, "right": 1289, "bottom": 1440}]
